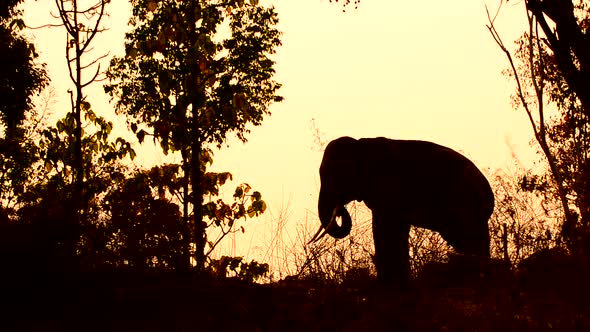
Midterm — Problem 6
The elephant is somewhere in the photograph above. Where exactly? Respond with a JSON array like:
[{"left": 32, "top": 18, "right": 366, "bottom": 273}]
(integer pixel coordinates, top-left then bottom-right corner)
[{"left": 310, "top": 137, "right": 495, "bottom": 286}]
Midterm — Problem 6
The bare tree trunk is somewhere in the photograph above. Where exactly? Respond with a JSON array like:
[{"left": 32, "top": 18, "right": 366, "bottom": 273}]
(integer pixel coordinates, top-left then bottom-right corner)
[
  {"left": 186, "top": 0, "right": 206, "bottom": 275},
  {"left": 179, "top": 149, "right": 191, "bottom": 273},
  {"left": 191, "top": 141, "right": 205, "bottom": 274}
]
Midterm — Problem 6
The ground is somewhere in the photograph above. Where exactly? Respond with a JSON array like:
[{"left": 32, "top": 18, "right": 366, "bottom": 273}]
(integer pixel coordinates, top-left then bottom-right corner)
[{"left": 3, "top": 261, "right": 590, "bottom": 332}]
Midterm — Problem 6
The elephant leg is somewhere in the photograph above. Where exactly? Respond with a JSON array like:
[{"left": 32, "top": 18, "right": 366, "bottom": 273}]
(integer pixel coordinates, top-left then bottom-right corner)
[{"left": 372, "top": 210, "right": 411, "bottom": 287}]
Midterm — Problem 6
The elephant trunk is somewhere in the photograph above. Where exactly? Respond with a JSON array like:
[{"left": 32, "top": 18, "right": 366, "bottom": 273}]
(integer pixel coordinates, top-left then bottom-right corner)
[{"left": 310, "top": 191, "right": 352, "bottom": 243}]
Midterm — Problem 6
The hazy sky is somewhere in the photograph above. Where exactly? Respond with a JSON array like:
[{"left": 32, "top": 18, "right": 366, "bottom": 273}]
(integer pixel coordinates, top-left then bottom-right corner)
[{"left": 23, "top": 0, "right": 538, "bottom": 263}]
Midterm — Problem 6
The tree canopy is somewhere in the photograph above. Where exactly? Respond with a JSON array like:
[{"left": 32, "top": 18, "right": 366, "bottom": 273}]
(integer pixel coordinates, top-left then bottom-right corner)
[{"left": 106, "top": 0, "right": 282, "bottom": 271}]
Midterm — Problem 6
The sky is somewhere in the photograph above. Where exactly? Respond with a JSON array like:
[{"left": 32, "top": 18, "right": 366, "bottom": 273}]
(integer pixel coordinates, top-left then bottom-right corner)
[{"left": 23, "top": 0, "right": 540, "bottom": 266}]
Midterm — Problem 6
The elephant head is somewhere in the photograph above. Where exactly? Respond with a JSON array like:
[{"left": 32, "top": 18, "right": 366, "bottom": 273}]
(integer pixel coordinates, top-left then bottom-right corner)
[
  {"left": 311, "top": 137, "right": 362, "bottom": 242},
  {"left": 311, "top": 136, "right": 495, "bottom": 285}
]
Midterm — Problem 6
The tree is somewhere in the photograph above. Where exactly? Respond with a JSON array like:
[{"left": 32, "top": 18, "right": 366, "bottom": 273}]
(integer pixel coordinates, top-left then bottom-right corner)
[
  {"left": 54, "top": 0, "right": 111, "bottom": 220},
  {"left": 2, "top": 0, "right": 136, "bottom": 270},
  {"left": 487, "top": 1, "right": 590, "bottom": 249},
  {"left": 23, "top": 105, "right": 135, "bottom": 268},
  {"left": 16, "top": 0, "right": 137, "bottom": 265},
  {"left": 0, "top": 0, "right": 48, "bottom": 221},
  {"left": 0, "top": 0, "right": 48, "bottom": 136},
  {"left": 106, "top": 0, "right": 282, "bottom": 272}
]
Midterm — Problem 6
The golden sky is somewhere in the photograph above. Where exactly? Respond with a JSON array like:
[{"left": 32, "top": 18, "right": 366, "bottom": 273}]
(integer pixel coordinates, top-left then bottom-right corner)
[{"left": 23, "top": 0, "right": 539, "bottom": 261}]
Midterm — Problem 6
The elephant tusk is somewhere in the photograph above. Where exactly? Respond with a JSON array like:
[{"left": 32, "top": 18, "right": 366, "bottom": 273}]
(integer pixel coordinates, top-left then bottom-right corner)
[
  {"left": 308, "top": 225, "right": 327, "bottom": 244},
  {"left": 308, "top": 207, "right": 341, "bottom": 244}
]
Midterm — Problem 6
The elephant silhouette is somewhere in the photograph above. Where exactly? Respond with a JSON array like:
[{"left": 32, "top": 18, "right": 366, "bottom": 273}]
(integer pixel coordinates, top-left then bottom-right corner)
[{"left": 310, "top": 137, "right": 494, "bottom": 286}]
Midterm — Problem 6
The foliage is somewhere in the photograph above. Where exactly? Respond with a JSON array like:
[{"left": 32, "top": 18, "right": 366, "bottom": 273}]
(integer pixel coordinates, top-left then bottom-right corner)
[
  {"left": 0, "top": 3, "right": 47, "bottom": 136},
  {"left": 203, "top": 180, "right": 267, "bottom": 254},
  {"left": 105, "top": 0, "right": 282, "bottom": 152},
  {"left": 488, "top": 166, "right": 559, "bottom": 265},
  {"left": 38, "top": 105, "right": 135, "bottom": 180},
  {"left": 99, "top": 162, "right": 268, "bottom": 270},
  {"left": 209, "top": 255, "right": 269, "bottom": 282},
  {"left": 105, "top": 169, "right": 184, "bottom": 270},
  {"left": 15, "top": 101, "right": 134, "bottom": 269}
]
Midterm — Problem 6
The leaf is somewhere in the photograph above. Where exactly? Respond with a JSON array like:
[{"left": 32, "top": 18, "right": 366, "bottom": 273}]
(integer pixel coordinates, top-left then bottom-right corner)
[
  {"left": 251, "top": 191, "right": 261, "bottom": 201},
  {"left": 233, "top": 93, "right": 245, "bottom": 110},
  {"left": 137, "top": 129, "right": 146, "bottom": 144},
  {"left": 200, "top": 148, "right": 213, "bottom": 166},
  {"left": 246, "top": 199, "right": 266, "bottom": 218},
  {"left": 105, "top": 121, "right": 113, "bottom": 134},
  {"left": 259, "top": 200, "right": 267, "bottom": 214},
  {"left": 249, "top": 0, "right": 258, "bottom": 5},
  {"left": 247, "top": 207, "right": 256, "bottom": 218},
  {"left": 10, "top": 18, "right": 25, "bottom": 31},
  {"left": 243, "top": 184, "right": 251, "bottom": 194},
  {"left": 147, "top": 1, "right": 157, "bottom": 12},
  {"left": 85, "top": 109, "right": 96, "bottom": 122},
  {"left": 229, "top": 257, "right": 242, "bottom": 271},
  {"left": 158, "top": 70, "right": 170, "bottom": 96},
  {"left": 81, "top": 100, "right": 91, "bottom": 111},
  {"left": 161, "top": 141, "right": 169, "bottom": 155},
  {"left": 235, "top": 204, "right": 245, "bottom": 219},
  {"left": 218, "top": 172, "right": 232, "bottom": 186}
]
